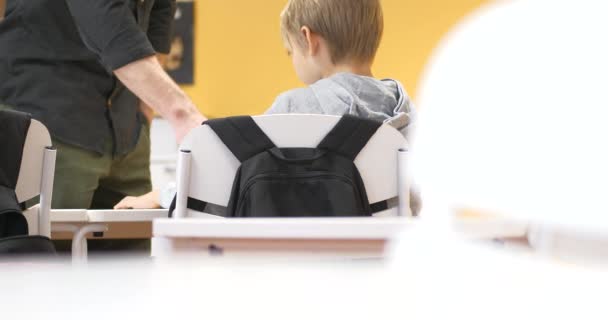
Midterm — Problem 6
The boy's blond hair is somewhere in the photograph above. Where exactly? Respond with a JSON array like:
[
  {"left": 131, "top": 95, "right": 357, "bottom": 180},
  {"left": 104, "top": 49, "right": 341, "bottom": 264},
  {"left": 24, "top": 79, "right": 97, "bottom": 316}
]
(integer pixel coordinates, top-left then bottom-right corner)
[{"left": 280, "top": 0, "right": 384, "bottom": 64}]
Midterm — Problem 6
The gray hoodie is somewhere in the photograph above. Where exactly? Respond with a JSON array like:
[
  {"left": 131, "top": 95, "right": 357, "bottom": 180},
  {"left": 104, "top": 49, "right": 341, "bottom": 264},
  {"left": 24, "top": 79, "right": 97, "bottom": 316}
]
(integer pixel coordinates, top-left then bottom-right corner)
[{"left": 265, "top": 72, "right": 414, "bottom": 138}]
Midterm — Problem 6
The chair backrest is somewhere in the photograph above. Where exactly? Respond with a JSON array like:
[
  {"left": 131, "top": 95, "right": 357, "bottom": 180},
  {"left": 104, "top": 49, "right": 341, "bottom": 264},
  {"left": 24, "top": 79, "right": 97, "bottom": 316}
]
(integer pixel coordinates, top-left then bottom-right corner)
[
  {"left": 15, "top": 120, "right": 52, "bottom": 203},
  {"left": 14, "top": 119, "right": 56, "bottom": 237},
  {"left": 178, "top": 114, "right": 408, "bottom": 218}
]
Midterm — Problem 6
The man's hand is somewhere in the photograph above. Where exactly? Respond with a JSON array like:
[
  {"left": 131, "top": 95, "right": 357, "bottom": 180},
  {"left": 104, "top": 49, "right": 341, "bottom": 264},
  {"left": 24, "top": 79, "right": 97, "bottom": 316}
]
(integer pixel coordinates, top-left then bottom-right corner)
[
  {"left": 114, "top": 55, "right": 207, "bottom": 143},
  {"left": 114, "top": 190, "right": 161, "bottom": 209}
]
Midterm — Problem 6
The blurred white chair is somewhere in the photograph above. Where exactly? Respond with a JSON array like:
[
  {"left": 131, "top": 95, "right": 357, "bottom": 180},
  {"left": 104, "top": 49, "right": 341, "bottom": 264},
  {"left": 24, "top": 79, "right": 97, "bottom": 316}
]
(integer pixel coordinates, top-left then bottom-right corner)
[{"left": 410, "top": 0, "right": 608, "bottom": 263}]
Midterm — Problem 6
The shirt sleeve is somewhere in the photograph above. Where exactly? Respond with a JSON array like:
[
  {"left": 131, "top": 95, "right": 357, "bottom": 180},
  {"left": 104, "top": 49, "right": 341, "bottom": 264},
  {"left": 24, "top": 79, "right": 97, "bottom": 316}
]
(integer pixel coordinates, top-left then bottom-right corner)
[
  {"left": 64, "top": 0, "right": 156, "bottom": 70},
  {"left": 147, "top": 0, "right": 176, "bottom": 54}
]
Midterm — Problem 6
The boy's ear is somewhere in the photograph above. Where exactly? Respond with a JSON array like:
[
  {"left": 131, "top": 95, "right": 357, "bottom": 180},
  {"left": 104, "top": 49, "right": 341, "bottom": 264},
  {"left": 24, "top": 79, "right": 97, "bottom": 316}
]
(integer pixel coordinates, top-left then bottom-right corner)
[{"left": 300, "top": 26, "right": 319, "bottom": 56}]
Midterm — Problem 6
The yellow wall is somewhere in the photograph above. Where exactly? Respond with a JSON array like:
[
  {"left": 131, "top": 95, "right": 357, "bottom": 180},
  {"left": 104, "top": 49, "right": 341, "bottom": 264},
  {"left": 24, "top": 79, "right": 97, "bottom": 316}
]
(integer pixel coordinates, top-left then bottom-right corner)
[{"left": 181, "top": 0, "right": 486, "bottom": 118}]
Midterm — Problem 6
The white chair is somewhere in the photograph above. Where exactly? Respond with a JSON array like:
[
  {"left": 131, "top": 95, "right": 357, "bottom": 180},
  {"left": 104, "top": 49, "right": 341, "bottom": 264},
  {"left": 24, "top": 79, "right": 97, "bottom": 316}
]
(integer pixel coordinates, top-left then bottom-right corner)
[
  {"left": 13, "top": 118, "right": 107, "bottom": 262},
  {"left": 0, "top": 116, "right": 58, "bottom": 256},
  {"left": 172, "top": 114, "right": 411, "bottom": 218},
  {"left": 7, "top": 115, "right": 101, "bottom": 260},
  {"left": 17, "top": 119, "right": 57, "bottom": 238},
  {"left": 152, "top": 115, "right": 411, "bottom": 257}
]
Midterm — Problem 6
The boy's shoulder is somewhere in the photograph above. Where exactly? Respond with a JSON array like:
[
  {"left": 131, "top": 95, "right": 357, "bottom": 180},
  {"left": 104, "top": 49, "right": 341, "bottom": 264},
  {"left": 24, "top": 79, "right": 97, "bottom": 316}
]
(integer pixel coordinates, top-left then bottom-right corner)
[{"left": 265, "top": 87, "right": 322, "bottom": 115}]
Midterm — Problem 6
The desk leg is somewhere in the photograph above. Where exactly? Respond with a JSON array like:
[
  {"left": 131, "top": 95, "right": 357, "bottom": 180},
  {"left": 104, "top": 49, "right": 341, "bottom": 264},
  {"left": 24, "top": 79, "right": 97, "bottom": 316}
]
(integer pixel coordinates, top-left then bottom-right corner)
[
  {"left": 151, "top": 237, "right": 172, "bottom": 257},
  {"left": 54, "top": 223, "right": 108, "bottom": 264},
  {"left": 71, "top": 224, "right": 108, "bottom": 264},
  {"left": 52, "top": 223, "right": 79, "bottom": 257}
]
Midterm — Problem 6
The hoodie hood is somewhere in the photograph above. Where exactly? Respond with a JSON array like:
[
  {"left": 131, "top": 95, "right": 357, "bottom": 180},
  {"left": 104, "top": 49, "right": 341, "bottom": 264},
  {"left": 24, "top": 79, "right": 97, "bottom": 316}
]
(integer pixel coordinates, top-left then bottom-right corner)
[{"left": 309, "top": 72, "right": 414, "bottom": 134}]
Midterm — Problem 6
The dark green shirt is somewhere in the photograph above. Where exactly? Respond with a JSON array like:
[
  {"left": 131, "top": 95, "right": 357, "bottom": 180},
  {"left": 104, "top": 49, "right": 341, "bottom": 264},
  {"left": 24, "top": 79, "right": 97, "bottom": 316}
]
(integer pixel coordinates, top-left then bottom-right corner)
[{"left": 0, "top": 0, "right": 175, "bottom": 155}]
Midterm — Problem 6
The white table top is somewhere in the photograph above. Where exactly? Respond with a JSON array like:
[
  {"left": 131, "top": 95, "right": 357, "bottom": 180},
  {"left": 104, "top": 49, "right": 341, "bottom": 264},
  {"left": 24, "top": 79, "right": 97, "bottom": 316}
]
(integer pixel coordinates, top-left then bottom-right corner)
[
  {"left": 4, "top": 240, "right": 602, "bottom": 320},
  {"left": 50, "top": 210, "right": 89, "bottom": 223},
  {"left": 51, "top": 209, "right": 169, "bottom": 223},
  {"left": 153, "top": 217, "right": 413, "bottom": 239},
  {"left": 452, "top": 216, "right": 528, "bottom": 239},
  {"left": 87, "top": 209, "right": 169, "bottom": 222},
  {"left": 153, "top": 215, "right": 532, "bottom": 241}
]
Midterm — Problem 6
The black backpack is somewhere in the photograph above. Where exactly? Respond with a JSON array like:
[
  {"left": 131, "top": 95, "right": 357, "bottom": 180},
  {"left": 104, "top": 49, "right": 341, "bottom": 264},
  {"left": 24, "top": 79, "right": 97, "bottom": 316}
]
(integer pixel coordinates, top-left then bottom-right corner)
[
  {"left": 1, "top": 109, "right": 32, "bottom": 238},
  {"left": 170, "top": 115, "right": 390, "bottom": 218}
]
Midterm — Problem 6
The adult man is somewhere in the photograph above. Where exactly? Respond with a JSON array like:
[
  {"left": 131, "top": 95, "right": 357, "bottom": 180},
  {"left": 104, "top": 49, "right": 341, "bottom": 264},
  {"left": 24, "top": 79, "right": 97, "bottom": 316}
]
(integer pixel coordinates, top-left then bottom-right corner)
[{"left": 0, "top": 0, "right": 205, "bottom": 209}]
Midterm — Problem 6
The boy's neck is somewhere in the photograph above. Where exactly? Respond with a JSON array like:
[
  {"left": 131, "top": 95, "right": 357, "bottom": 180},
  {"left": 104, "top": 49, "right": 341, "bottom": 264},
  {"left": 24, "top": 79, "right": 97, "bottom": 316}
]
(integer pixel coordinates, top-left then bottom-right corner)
[{"left": 321, "top": 62, "right": 374, "bottom": 79}]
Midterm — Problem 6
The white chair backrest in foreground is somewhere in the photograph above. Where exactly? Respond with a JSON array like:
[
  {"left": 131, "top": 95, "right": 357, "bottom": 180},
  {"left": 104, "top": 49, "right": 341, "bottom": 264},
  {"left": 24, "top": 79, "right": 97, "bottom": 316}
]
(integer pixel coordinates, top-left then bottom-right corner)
[
  {"left": 409, "top": 0, "right": 608, "bottom": 264},
  {"left": 174, "top": 114, "right": 410, "bottom": 219},
  {"left": 16, "top": 119, "right": 56, "bottom": 237}
]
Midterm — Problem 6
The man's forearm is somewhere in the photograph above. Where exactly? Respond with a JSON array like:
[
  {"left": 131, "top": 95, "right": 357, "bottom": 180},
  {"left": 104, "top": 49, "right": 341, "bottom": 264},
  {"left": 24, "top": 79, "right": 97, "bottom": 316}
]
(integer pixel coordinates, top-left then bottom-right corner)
[
  {"left": 138, "top": 54, "right": 167, "bottom": 124},
  {"left": 114, "top": 55, "right": 205, "bottom": 141}
]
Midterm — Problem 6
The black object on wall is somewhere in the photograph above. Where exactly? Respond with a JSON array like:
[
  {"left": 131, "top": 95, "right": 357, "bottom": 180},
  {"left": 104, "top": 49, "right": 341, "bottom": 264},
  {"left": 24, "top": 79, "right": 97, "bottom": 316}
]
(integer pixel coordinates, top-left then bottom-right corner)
[{"left": 165, "top": 1, "right": 194, "bottom": 84}]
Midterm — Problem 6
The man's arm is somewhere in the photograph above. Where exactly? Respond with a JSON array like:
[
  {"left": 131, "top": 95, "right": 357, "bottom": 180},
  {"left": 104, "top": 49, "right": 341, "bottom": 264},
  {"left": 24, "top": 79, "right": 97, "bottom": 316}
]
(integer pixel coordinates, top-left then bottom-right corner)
[
  {"left": 115, "top": 55, "right": 205, "bottom": 141},
  {"left": 138, "top": 54, "right": 168, "bottom": 124},
  {"left": 137, "top": 1, "right": 178, "bottom": 126},
  {"left": 64, "top": 0, "right": 204, "bottom": 141}
]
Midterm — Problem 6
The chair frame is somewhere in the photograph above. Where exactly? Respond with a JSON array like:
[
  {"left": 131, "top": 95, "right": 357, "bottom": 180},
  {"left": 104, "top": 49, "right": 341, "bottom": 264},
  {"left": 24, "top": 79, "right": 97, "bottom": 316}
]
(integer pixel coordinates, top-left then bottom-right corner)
[{"left": 17, "top": 120, "right": 56, "bottom": 238}]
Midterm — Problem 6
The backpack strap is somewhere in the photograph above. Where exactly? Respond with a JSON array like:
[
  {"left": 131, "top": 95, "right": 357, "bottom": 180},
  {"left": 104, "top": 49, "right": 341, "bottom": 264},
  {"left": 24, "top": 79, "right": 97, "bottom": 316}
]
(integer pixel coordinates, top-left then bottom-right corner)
[
  {"left": 318, "top": 115, "right": 382, "bottom": 160},
  {"left": 205, "top": 116, "right": 276, "bottom": 162},
  {"left": 168, "top": 195, "right": 208, "bottom": 217},
  {"left": 170, "top": 116, "right": 273, "bottom": 217}
]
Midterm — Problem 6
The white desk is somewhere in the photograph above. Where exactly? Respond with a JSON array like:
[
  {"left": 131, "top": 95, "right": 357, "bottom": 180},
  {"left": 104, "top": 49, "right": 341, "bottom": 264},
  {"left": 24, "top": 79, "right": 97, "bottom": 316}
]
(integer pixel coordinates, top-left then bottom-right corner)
[
  {"left": 52, "top": 209, "right": 168, "bottom": 233},
  {"left": 51, "top": 209, "right": 169, "bottom": 262},
  {"left": 86, "top": 209, "right": 169, "bottom": 222},
  {"left": 151, "top": 215, "right": 532, "bottom": 259},
  {"left": 4, "top": 238, "right": 604, "bottom": 320},
  {"left": 152, "top": 217, "right": 414, "bottom": 258}
]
